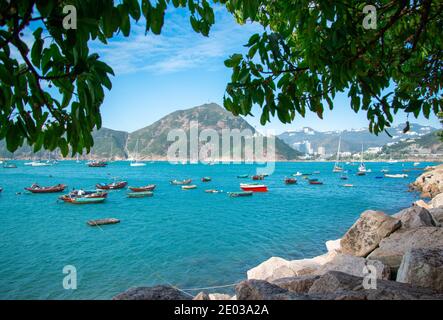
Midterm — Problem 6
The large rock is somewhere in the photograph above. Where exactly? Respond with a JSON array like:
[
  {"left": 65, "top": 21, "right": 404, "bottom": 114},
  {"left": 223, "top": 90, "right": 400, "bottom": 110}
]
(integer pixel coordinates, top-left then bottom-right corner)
[
  {"left": 431, "top": 193, "right": 443, "bottom": 209},
  {"left": 317, "top": 254, "right": 391, "bottom": 280},
  {"left": 113, "top": 286, "right": 192, "bottom": 300},
  {"left": 193, "top": 292, "right": 210, "bottom": 300},
  {"left": 272, "top": 275, "right": 320, "bottom": 293},
  {"left": 368, "top": 227, "right": 443, "bottom": 271},
  {"left": 340, "top": 210, "right": 401, "bottom": 257},
  {"left": 414, "top": 200, "right": 432, "bottom": 210},
  {"left": 430, "top": 208, "right": 443, "bottom": 225},
  {"left": 410, "top": 165, "right": 443, "bottom": 198},
  {"left": 393, "top": 206, "right": 436, "bottom": 229},
  {"left": 308, "top": 271, "right": 441, "bottom": 300},
  {"left": 236, "top": 280, "right": 307, "bottom": 300},
  {"left": 246, "top": 253, "right": 336, "bottom": 281},
  {"left": 397, "top": 247, "right": 443, "bottom": 293}
]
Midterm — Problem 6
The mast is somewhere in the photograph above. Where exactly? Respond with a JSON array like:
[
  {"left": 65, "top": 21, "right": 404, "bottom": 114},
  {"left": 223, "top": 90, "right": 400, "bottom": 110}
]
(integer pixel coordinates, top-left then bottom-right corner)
[{"left": 335, "top": 136, "right": 341, "bottom": 165}]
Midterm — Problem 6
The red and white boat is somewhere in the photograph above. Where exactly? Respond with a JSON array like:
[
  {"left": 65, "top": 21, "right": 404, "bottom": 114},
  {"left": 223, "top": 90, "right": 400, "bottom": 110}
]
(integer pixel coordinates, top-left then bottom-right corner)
[{"left": 240, "top": 183, "right": 268, "bottom": 192}]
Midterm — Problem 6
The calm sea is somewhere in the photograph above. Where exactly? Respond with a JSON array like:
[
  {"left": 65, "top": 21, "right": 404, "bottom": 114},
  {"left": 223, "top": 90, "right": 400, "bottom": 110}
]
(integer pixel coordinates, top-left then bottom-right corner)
[{"left": 0, "top": 161, "right": 432, "bottom": 299}]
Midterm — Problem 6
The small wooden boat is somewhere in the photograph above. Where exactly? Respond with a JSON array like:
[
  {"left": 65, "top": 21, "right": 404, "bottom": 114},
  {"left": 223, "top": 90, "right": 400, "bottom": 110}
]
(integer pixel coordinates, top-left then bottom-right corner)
[
  {"left": 285, "top": 178, "right": 297, "bottom": 185},
  {"left": 201, "top": 177, "right": 212, "bottom": 182},
  {"left": 128, "top": 184, "right": 156, "bottom": 192},
  {"left": 25, "top": 184, "right": 66, "bottom": 193},
  {"left": 170, "top": 179, "right": 192, "bottom": 185},
  {"left": 68, "top": 190, "right": 108, "bottom": 198},
  {"left": 240, "top": 183, "right": 268, "bottom": 192},
  {"left": 237, "top": 174, "right": 249, "bottom": 178},
  {"left": 96, "top": 181, "right": 128, "bottom": 190},
  {"left": 228, "top": 191, "right": 253, "bottom": 198},
  {"left": 127, "top": 191, "right": 153, "bottom": 198},
  {"left": 62, "top": 197, "right": 106, "bottom": 204},
  {"left": 309, "top": 180, "right": 323, "bottom": 185},
  {"left": 88, "top": 161, "right": 107, "bottom": 167},
  {"left": 182, "top": 185, "right": 197, "bottom": 190},
  {"left": 87, "top": 218, "right": 120, "bottom": 227},
  {"left": 385, "top": 174, "right": 408, "bottom": 179},
  {"left": 252, "top": 175, "right": 265, "bottom": 181},
  {"left": 205, "top": 189, "right": 221, "bottom": 194}
]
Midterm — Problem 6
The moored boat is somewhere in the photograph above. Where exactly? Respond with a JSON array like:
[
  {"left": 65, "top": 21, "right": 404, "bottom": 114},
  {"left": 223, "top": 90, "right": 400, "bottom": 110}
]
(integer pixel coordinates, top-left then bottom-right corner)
[
  {"left": 237, "top": 174, "right": 249, "bottom": 178},
  {"left": 67, "top": 190, "right": 108, "bottom": 198},
  {"left": 332, "top": 136, "right": 344, "bottom": 172},
  {"left": 343, "top": 184, "right": 354, "bottom": 188},
  {"left": 385, "top": 174, "right": 408, "bottom": 179},
  {"left": 201, "top": 177, "right": 212, "bottom": 182},
  {"left": 240, "top": 183, "right": 268, "bottom": 192},
  {"left": 309, "top": 180, "right": 323, "bottom": 185},
  {"left": 182, "top": 185, "right": 197, "bottom": 190},
  {"left": 293, "top": 172, "right": 303, "bottom": 177},
  {"left": 96, "top": 181, "right": 128, "bottom": 190},
  {"left": 87, "top": 218, "right": 120, "bottom": 226},
  {"left": 128, "top": 184, "right": 156, "bottom": 192},
  {"left": 285, "top": 178, "right": 297, "bottom": 185},
  {"left": 228, "top": 191, "right": 253, "bottom": 197},
  {"left": 205, "top": 189, "right": 221, "bottom": 194},
  {"left": 252, "top": 175, "right": 265, "bottom": 181},
  {"left": 25, "top": 184, "right": 66, "bottom": 193},
  {"left": 3, "top": 162, "right": 17, "bottom": 168},
  {"left": 128, "top": 191, "right": 153, "bottom": 198},
  {"left": 88, "top": 160, "right": 107, "bottom": 167},
  {"left": 170, "top": 179, "right": 192, "bottom": 185},
  {"left": 61, "top": 197, "right": 106, "bottom": 204},
  {"left": 340, "top": 175, "right": 348, "bottom": 180}
]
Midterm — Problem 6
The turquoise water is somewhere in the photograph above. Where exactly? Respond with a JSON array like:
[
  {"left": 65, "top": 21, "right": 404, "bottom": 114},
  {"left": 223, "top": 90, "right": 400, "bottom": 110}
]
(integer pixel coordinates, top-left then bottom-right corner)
[{"left": 0, "top": 161, "right": 432, "bottom": 299}]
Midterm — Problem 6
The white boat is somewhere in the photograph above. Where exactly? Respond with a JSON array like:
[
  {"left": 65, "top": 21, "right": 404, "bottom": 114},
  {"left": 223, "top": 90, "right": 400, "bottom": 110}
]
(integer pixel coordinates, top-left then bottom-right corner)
[
  {"left": 358, "top": 145, "right": 368, "bottom": 173},
  {"left": 413, "top": 162, "right": 420, "bottom": 167},
  {"left": 385, "top": 174, "right": 408, "bottom": 179},
  {"left": 381, "top": 168, "right": 389, "bottom": 173},
  {"left": 0, "top": 160, "right": 3, "bottom": 165},
  {"left": 25, "top": 161, "right": 51, "bottom": 167},
  {"left": 332, "top": 136, "right": 344, "bottom": 173},
  {"left": 130, "top": 139, "right": 146, "bottom": 167},
  {"left": 387, "top": 157, "right": 398, "bottom": 165},
  {"left": 293, "top": 172, "right": 303, "bottom": 176}
]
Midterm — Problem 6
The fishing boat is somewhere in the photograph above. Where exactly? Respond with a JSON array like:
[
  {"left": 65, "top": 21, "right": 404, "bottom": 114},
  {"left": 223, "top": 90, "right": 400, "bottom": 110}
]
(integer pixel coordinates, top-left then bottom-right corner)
[
  {"left": 128, "top": 184, "right": 156, "bottom": 192},
  {"left": 285, "top": 178, "right": 297, "bottom": 185},
  {"left": 128, "top": 191, "right": 153, "bottom": 198},
  {"left": 332, "top": 136, "right": 344, "bottom": 173},
  {"left": 384, "top": 174, "right": 408, "bottom": 179},
  {"left": 293, "top": 172, "right": 303, "bottom": 177},
  {"left": 252, "top": 175, "right": 265, "bottom": 181},
  {"left": 96, "top": 181, "right": 128, "bottom": 190},
  {"left": 130, "top": 139, "right": 146, "bottom": 167},
  {"left": 67, "top": 190, "right": 108, "bottom": 198},
  {"left": 201, "top": 177, "right": 212, "bottom": 182},
  {"left": 87, "top": 218, "right": 120, "bottom": 227},
  {"left": 62, "top": 197, "right": 106, "bottom": 204},
  {"left": 170, "top": 179, "right": 192, "bottom": 185},
  {"left": 228, "top": 191, "right": 253, "bottom": 198},
  {"left": 25, "top": 184, "right": 66, "bottom": 193},
  {"left": 309, "top": 180, "right": 323, "bottom": 185},
  {"left": 3, "top": 162, "right": 17, "bottom": 168},
  {"left": 237, "top": 174, "right": 249, "bottom": 178},
  {"left": 88, "top": 160, "right": 107, "bottom": 167},
  {"left": 182, "top": 185, "right": 197, "bottom": 190},
  {"left": 240, "top": 183, "right": 268, "bottom": 192}
]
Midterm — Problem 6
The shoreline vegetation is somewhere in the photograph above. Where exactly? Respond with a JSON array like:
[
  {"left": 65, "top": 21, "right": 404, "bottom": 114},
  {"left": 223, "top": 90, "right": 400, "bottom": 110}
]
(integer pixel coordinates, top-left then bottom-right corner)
[{"left": 114, "top": 165, "right": 443, "bottom": 300}]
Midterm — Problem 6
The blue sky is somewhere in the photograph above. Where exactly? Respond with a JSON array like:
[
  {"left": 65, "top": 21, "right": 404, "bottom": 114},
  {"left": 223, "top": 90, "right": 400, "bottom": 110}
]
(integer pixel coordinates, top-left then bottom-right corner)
[{"left": 94, "top": 6, "right": 441, "bottom": 134}]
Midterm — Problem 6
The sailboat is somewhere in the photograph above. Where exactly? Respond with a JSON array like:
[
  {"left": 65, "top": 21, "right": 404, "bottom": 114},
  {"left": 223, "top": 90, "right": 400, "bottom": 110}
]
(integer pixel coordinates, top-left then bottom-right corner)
[
  {"left": 130, "top": 139, "right": 146, "bottom": 167},
  {"left": 332, "top": 136, "right": 344, "bottom": 173},
  {"left": 357, "top": 145, "right": 367, "bottom": 174}
]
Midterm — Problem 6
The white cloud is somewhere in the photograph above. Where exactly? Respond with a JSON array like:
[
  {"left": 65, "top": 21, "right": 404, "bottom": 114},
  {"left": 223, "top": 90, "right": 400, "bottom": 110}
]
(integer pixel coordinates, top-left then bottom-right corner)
[{"left": 91, "top": 7, "right": 260, "bottom": 75}]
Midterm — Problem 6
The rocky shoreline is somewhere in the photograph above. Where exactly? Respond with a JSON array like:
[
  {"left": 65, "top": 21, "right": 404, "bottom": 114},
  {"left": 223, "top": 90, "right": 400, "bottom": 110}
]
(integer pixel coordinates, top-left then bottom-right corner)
[{"left": 114, "top": 165, "right": 443, "bottom": 300}]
